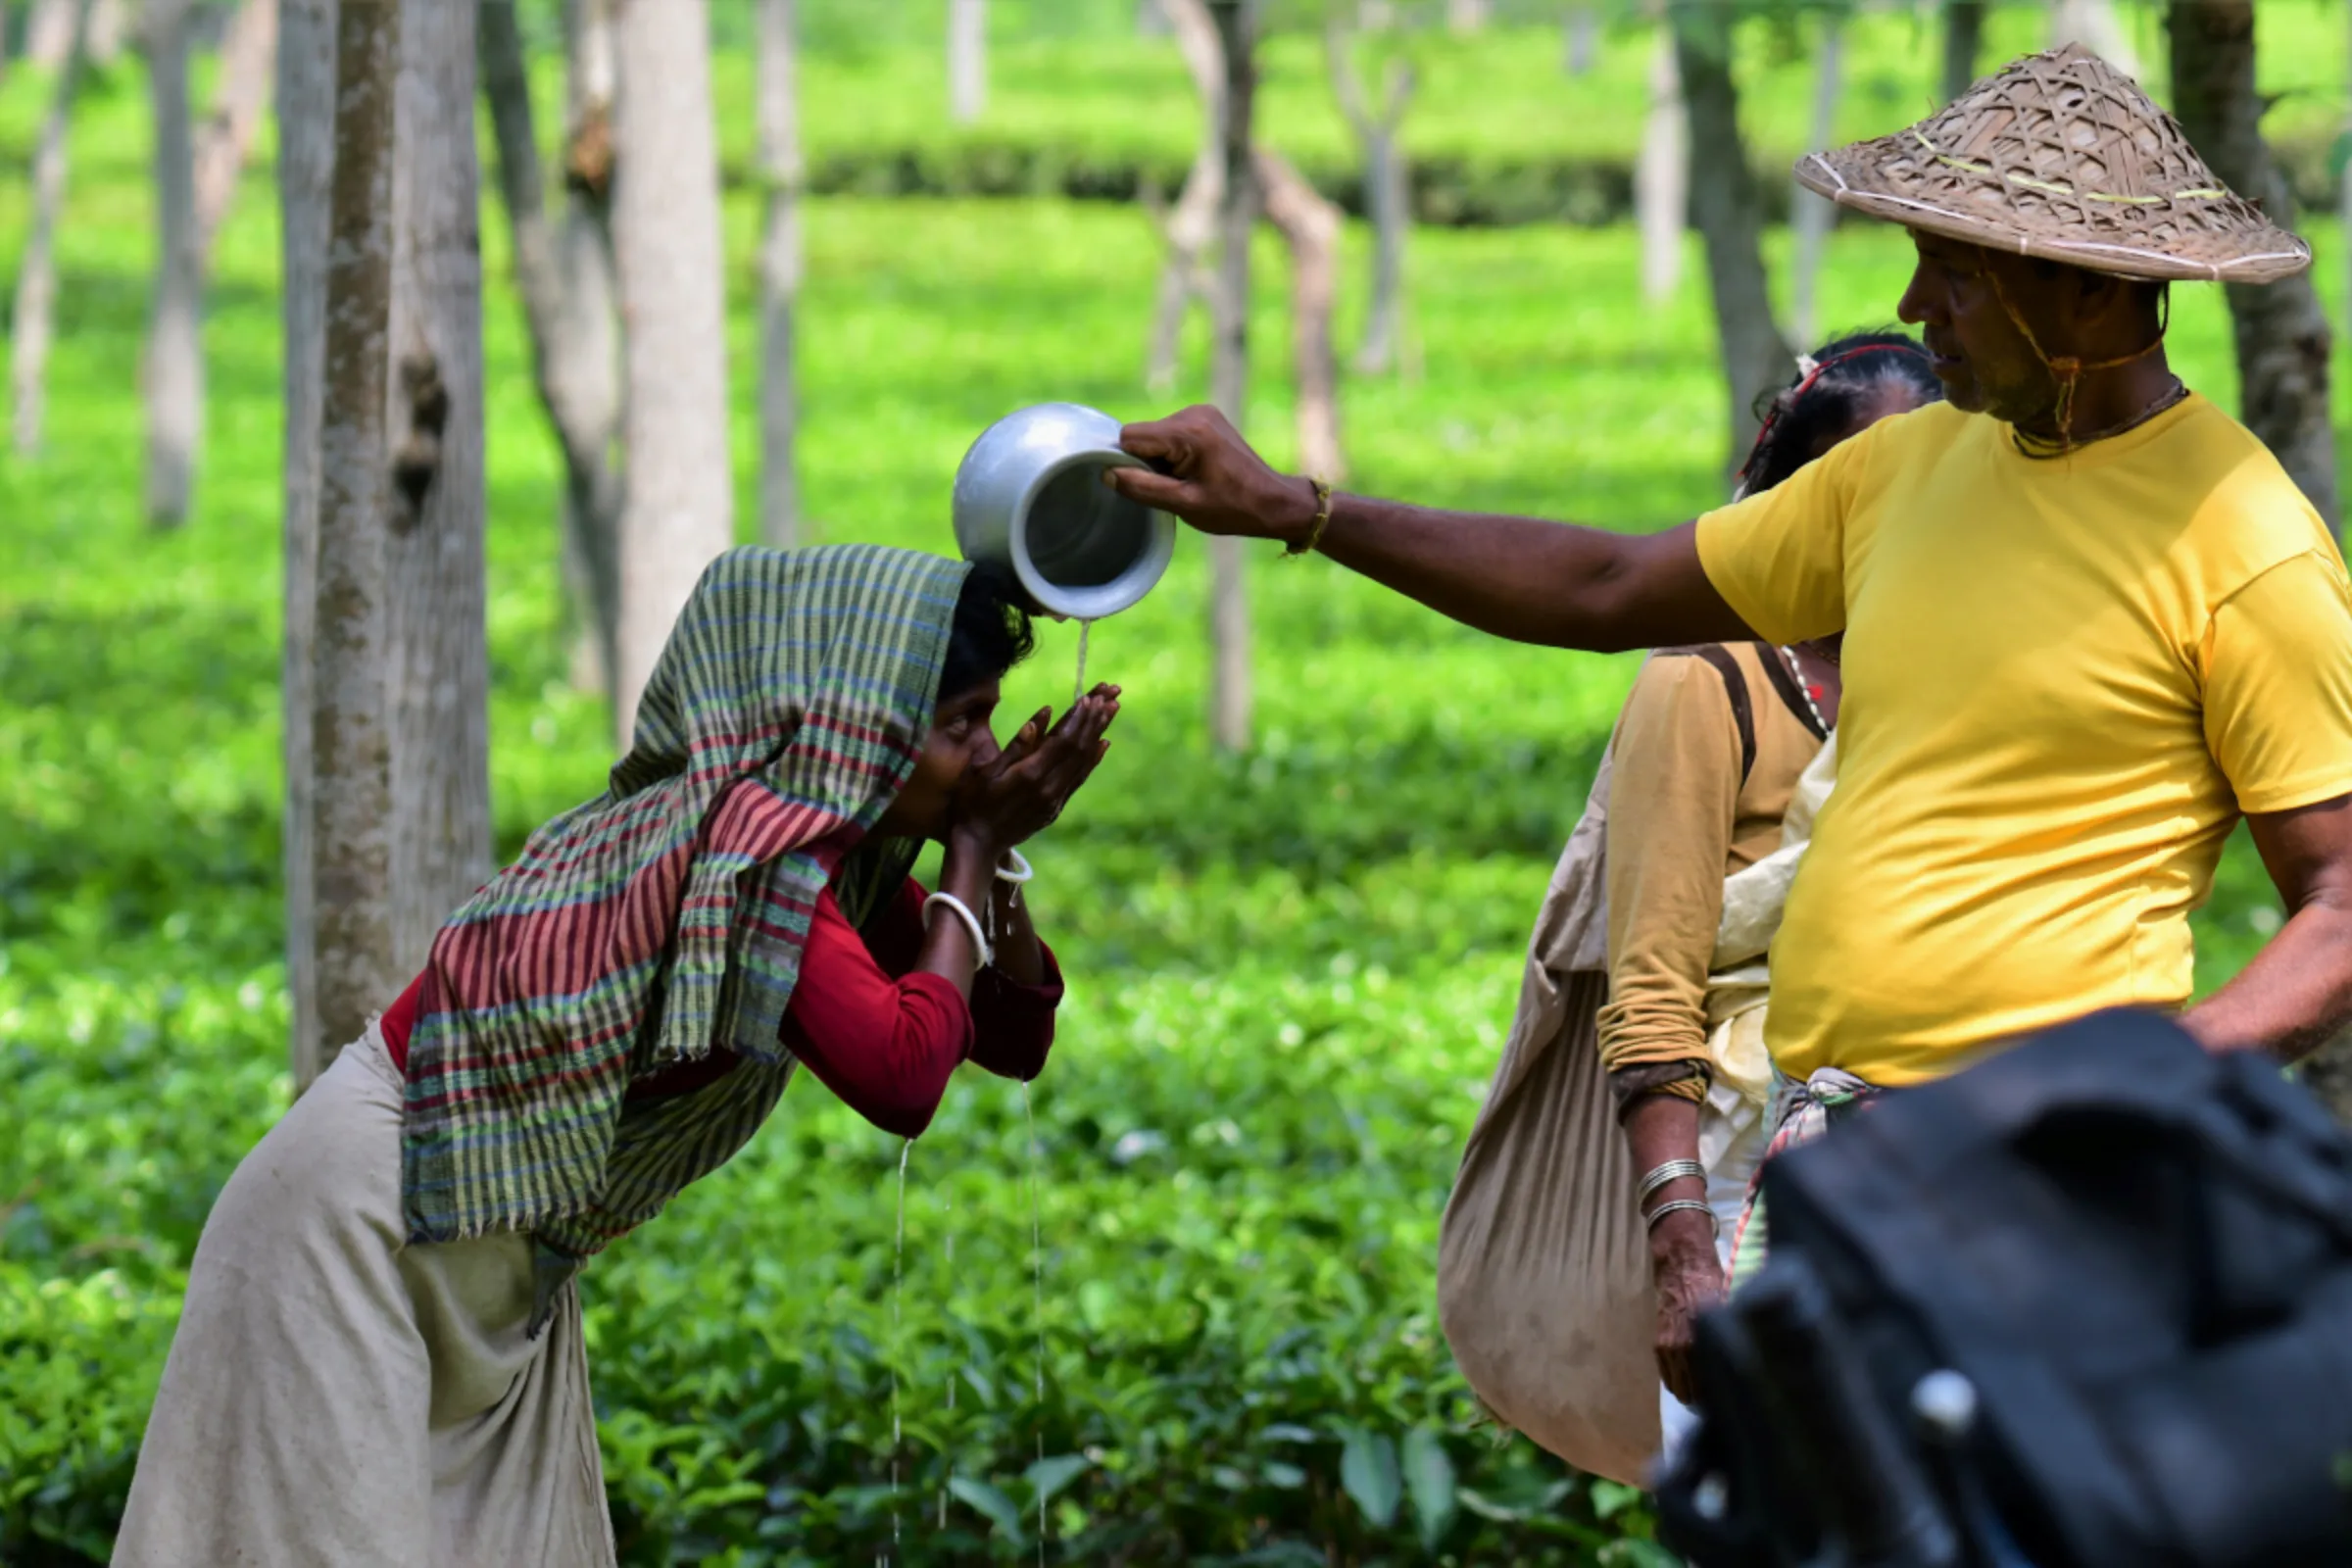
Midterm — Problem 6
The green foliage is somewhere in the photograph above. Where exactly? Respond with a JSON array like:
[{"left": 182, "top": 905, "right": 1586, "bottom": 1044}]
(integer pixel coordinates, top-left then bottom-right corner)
[
  {"left": 0, "top": 35, "right": 2322, "bottom": 1567},
  {"left": 715, "top": 7, "right": 2352, "bottom": 225}
]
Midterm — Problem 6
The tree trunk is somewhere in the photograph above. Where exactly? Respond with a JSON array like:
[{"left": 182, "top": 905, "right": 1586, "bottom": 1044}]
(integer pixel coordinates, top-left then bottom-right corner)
[
  {"left": 83, "top": 0, "right": 119, "bottom": 63},
  {"left": 2053, "top": 0, "right": 2136, "bottom": 76},
  {"left": 948, "top": 0, "right": 985, "bottom": 124},
  {"left": 1145, "top": 0, "right": 1222, "bottom": 396},
  {"left": 10, "top": 0, "right": 92, "bottom": 457},
  {"left": 1564, "top": 5, "right": 1597, "bottom": 76},
  {"left": 756, "top": 0, "right": 803, "bottom": 550},
  {"left": 194, "top": 0, "right": 279, "bottom": 270},
  {"left": 386, "top": 0, "right": 490, "bottom": 971},
  {"left": 1669, "top": 1, "right": 1791, "bottom": 473},
  {"left": 1327, "top": 15, "right": 1413, "bottom": 376},
  {"left": 1636, "top": 22, "right": 1686, "bottom": 306},
  {"left": 1788, "top": 11, "right": 1843, "bottom": 349},
  {"left": 1446, "top": 0, "right": 1489, "bottom": 33},
  {"left": 480, "top": 0, "right": 623, "bottom": 700},
  {"left": 611, "top": 0, "right": 733, "bottom": 747},
  {"left": 1207, "top": 0, "right": 1254, "bottom": 754},
  {"left": 563, "top": 0, "right": 622, "bottom": 698},
  {"left": 1941, "top": 0, "right": 1986, "bottom": 103},
  {"left": 309, "top": 0, "right": 401, "bottom": 1079},
  {"left": 25, "top": 0, "right": 73, "bottom": 66},
  {"left": 144, "top": 0, "right": 203, "bottom": 528},
  {"left": 1256, "top": 145, "right": 1345, "bottom": 487},
  {"left": 278, "top": 0, "right": 329, "bottom": 1090},
  {"left": 2342, "top": 2, "right": 2352, "bottom": 418},
  {"left": 2168, "top": 1, "right": 2338, "bottom": 529}
]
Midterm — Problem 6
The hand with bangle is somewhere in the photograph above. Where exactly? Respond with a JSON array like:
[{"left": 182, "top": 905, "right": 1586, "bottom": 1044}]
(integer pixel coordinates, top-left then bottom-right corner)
[{"left": 1622, "top": 1091, "right": 1724, "bottom": 1405}]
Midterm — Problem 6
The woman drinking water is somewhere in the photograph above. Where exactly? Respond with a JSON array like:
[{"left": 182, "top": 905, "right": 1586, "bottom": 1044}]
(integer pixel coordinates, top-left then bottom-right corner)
[{"left": 117, "top": 545, "right": 1118, "bottom": 1566}]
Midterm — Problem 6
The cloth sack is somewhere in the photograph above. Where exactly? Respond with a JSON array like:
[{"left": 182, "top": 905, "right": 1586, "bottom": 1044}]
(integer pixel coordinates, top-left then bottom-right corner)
[{"left": 1436, "top": 734, "right": 1836, "bottom": 1483}]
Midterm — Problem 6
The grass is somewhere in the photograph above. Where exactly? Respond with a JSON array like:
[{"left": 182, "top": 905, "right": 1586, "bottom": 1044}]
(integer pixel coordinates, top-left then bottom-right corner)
[{"left": 0, "top": 22, "right": 2335, "bottom": 1562}]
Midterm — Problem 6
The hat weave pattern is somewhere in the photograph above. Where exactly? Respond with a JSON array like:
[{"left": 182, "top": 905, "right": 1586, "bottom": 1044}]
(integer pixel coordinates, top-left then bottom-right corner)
[{"left": 1796, "top": 43, "right": 2309, "bottom": 284}]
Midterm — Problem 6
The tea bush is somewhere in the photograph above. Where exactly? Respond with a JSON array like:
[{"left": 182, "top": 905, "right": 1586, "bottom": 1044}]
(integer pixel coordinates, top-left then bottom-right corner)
[
  {"left": 0, "top": 53, "right": 2310, "bottom": 1565},
  {"left": 727, "top": 10, "right": 2352, "bottom": 224}
]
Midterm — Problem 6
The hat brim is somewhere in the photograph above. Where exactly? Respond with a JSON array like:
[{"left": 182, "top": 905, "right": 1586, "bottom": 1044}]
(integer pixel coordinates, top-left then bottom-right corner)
[{"left": 1795, "top": 148, "right": 2312, "bottom": 285}]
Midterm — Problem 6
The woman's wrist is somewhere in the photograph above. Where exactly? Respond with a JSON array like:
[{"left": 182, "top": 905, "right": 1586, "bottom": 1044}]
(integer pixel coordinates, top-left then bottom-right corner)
[
  {"left": 1648, "top": 1206, "right": 1721, "bottom": 1270},
  {"left": 946, "top": 822, "right": 1006, "bottom": 865}
]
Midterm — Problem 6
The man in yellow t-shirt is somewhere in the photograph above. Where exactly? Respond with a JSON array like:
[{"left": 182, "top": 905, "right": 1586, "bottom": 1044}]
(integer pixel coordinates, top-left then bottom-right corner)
[{"left": 1101, "top": 48, "right": 2352, "bottom": 1168}]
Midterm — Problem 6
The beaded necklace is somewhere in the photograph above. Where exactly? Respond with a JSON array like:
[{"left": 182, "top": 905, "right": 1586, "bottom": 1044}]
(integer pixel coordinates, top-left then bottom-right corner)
[{"left": 1781, "top": 645, "right": 1832, "bottom": 735}]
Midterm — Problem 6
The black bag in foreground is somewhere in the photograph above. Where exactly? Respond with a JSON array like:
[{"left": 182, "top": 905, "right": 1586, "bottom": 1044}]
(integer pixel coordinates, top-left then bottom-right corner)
[{"left": 1655, "top": 1008, "right": 2352, "bottom": 1568}]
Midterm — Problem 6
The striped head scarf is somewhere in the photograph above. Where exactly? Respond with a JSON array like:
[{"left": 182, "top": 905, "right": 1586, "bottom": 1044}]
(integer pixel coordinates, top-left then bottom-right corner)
[{"left": 400, "top": 544, "right": 971, "bottom": 1250}]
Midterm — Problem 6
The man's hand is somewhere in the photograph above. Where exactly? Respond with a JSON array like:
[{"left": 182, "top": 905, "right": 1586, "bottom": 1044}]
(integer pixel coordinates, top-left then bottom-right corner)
[
  {"left": 1105, "top": 406, "right": 1321, "bottom": 543},
  {"left": 2184, "top": 791, "right": 2352, "bottom": 1060}
]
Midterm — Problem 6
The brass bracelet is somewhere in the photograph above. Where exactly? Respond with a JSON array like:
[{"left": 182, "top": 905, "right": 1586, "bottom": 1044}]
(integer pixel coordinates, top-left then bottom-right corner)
[{"left": 1284, "top": 477, "right": 1333, "bottom": 558}]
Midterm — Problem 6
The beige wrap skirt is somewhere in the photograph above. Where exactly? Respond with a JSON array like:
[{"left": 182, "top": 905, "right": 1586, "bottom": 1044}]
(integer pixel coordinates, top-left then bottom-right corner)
[{"left": 114, "top": 1024, "right": 617, "bottom": 1567}]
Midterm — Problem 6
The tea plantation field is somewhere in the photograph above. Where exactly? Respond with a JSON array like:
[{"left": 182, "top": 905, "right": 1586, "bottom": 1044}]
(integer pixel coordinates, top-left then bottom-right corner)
[{"left": 0, "top": 44, "right": 2321, "bottom": 1566}]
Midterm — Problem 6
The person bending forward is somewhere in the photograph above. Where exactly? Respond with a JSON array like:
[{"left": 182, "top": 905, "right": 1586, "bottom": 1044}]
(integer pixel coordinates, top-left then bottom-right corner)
[{"left": 116, "top": 547, "right": 1118, "bottom": 1567}]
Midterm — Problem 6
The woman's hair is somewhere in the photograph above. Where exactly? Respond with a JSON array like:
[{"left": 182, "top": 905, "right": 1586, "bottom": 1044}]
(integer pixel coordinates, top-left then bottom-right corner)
[
  {"left": 938, "top": 562, "right": 1037, "bottom": 699},
  {"left": 1738, "top": 330, "right": 1943, "bottom": 497}
]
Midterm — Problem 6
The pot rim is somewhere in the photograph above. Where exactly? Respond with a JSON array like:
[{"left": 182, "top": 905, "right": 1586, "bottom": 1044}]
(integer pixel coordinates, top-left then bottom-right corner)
[{"left": 1005, "top": 445, "right": 1175, "bottom": 621}]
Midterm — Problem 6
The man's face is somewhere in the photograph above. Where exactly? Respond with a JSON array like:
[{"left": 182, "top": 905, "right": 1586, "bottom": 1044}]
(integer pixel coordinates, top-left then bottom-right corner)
[{"left": 1896, "top": 233, "right": 2058, "bottom": 423}]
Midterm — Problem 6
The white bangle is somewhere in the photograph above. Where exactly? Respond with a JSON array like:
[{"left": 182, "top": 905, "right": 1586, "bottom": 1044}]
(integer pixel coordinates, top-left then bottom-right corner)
[
  {"left": 922, "top": 891, "right": 992, "bottom": 967},
  {"left": 995, "top": 849, "right": 1034, "bottom": 907}
]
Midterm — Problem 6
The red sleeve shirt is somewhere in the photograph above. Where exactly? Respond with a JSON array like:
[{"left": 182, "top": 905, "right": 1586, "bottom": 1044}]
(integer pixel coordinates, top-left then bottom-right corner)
[{"left": 377, "top": 877, "right": 1062, "bottom": 1140}]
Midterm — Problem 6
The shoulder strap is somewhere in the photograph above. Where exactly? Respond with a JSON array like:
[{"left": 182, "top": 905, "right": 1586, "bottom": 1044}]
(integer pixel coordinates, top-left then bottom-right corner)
[
  {"left": 1754, "top": 640, "right": 1830, "bottom": 742},
  {"left": 1661, "top": 644, "right": 1757, "bottom": 783}
]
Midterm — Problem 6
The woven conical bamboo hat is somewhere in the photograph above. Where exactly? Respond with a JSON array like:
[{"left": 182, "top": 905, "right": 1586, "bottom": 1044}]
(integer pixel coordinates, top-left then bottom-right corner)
[{"left": 1795, "top": 43, "right": 2309, "bottom": 284}]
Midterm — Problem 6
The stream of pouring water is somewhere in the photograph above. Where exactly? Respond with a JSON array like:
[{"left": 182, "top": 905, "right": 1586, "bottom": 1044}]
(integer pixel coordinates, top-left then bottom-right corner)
[
  {"left": 890, "top": 1139, "right": 909, "bottom": 1561},
  {"left": 1071, "top": 619, "right": 1093, "bottom": 712},
  {"left": 1022, "top": 1080, "right": 1048, "bottom": 1566},
  {"left": 940, "top": 1200, "right": 955, "bottom": 1531}
]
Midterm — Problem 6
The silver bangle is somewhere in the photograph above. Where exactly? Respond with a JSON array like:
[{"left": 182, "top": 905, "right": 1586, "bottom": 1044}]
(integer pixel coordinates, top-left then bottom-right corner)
[
  {"left": 1635, "top": 1158, "right": 1707, "bottom": 1207},
  {"left": 1644, "top": 1199, "right": 1719, "bottom": 1236}
]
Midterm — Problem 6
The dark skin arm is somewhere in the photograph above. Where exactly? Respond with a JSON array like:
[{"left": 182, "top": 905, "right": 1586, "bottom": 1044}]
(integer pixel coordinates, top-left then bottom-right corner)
[
  {"left": 2182, "top": 793, "right": 2352, "bottom": 1060},
  {"left": 1106, "top": 407, "right": 1755, "bottom": 652},
  {"left": 1621, "top": 1092, "right": 1719, "bottom": 1405}
]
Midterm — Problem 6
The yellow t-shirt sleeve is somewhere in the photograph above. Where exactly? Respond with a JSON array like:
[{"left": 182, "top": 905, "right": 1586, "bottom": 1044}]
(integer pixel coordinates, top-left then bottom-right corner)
[
  {"left": 2203, "top": 548, "right": 2352, "bottom": 814},
  {"left": 1691, "top": 427, "right": 1862, "bottom": 646}
]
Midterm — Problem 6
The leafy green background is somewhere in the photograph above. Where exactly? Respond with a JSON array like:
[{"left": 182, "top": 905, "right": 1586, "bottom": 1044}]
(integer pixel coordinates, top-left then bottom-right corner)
[{"left": 0, "top": 8, "right": 2328, "bottom": 1563}]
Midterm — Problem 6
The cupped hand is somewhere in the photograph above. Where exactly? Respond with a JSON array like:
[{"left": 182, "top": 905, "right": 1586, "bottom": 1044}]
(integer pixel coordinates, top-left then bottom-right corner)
[
  {"left": 952, "top": 684, "right": 1121, "bottom": 853},
  {"left": 1103, "top": 406, "right": 1319, "bottom": 543},
  {"left": 1651, "top": 1218, "right": 1727, "bottom": 1406}
]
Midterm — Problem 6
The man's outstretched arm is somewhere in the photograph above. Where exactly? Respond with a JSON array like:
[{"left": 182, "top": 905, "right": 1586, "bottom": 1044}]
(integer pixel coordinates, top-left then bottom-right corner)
[{"left": 1106, "top": 407, "right": 1756, "bottom": 653}]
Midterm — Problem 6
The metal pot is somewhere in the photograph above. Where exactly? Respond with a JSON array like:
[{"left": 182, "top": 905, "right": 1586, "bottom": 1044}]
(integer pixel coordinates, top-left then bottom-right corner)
[{"left": 952, "top": 402, "right": 1176, "bottom": 620}]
